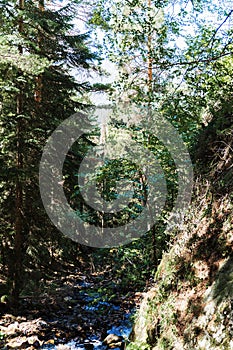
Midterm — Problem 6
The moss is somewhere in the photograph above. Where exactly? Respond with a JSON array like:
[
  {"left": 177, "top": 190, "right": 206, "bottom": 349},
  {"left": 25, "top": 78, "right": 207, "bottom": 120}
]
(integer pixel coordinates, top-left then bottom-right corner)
[
  {"left": 126, "top": 341, "right": 150, "bottom": 350},
  {"left": 156, "top": 336, "right": 173, "bottom": 350}
]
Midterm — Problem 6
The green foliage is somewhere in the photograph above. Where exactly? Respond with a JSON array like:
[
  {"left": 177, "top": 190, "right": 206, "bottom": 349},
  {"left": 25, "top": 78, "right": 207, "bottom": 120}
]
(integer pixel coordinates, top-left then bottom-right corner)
[
  {"left": 126, "top": 342, "right": 150, "bottom": 350},
  {"left": 0, "top": 332, "right": 5, "bottom": 340},
  {"left": 156, "top": 337, "right": 173, "bottom": 350},
  {"left": 0, "top": 0, "right": 232, "bottom": 325},
  {"left": 91, "top": 237, "right": 154, "bottom": 291},
  {"left": 0, "top": 0, "right": 98, "bottom": 301}
]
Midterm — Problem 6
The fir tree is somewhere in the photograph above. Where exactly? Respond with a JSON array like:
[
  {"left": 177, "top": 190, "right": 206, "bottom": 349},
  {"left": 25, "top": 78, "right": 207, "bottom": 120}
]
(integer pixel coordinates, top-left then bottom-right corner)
[{"left": 0, "top": 0, "right": 97, "bottom": 304}]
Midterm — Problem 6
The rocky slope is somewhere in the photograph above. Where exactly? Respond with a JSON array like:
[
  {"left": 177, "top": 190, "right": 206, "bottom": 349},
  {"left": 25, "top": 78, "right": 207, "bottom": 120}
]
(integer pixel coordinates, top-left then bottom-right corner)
[{"left": 129, "top": 112, "right": 233, "bottom": 349}]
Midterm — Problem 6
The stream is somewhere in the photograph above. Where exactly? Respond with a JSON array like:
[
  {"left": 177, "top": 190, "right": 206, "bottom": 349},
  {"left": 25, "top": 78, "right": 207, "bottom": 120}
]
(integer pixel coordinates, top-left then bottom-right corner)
[
  {"left": 0, "top": 269, "right": 139, "bottom": 349},
  {"left": 41, "top": 292, "right": 133, "bottom": 350}
]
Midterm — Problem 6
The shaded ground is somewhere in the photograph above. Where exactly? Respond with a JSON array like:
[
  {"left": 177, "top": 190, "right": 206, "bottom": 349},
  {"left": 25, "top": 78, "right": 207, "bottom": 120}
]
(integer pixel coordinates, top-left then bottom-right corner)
[{"left": 0, "top": 264, "right": 144, "bottom": 349}]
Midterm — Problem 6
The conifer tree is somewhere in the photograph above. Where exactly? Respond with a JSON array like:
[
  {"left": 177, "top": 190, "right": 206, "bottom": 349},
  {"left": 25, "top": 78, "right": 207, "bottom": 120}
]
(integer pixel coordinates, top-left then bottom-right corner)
[{"left": 0, "top": 0, "right": 97, "bottom": 304}]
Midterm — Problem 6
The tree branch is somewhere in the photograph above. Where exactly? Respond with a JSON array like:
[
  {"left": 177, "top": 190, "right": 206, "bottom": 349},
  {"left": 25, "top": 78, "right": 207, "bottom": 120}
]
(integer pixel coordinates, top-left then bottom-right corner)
[
  {"left": 209, "top": 10, "right": 233, "bottom": 51},
  {"left": 157, "top": 51, "right": 233, "bottom": 69}
]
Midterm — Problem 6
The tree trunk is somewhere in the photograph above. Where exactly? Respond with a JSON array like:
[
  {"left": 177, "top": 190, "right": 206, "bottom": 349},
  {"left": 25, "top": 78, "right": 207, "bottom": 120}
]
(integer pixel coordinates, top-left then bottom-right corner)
[
  {"left": 34, "top": 0, "right": 44, "bottom": 103},
  {"left": 12, "top": 0, "right": 25, "bottom": 306},
  {"left": 147, "top": 0, "right": 157, "bottom": 267},
  {"left": 147, "top": 0, "right": 153, "bottom": 103}
]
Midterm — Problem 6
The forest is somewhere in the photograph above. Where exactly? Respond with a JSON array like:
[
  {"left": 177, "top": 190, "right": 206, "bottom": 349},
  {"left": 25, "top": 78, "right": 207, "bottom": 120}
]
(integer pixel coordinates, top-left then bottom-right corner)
[{"left": 0, "top": 0, "right": 232, "bottom": 349}]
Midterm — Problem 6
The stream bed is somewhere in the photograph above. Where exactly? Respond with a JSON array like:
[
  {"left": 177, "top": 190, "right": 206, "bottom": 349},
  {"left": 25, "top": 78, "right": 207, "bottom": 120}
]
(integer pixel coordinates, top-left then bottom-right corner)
[
  {"left": 1, "top": 270, "right": 139, "bottom": 349},
  {"left": 41, "top": 296, "right": 133, "bottom": 349}
]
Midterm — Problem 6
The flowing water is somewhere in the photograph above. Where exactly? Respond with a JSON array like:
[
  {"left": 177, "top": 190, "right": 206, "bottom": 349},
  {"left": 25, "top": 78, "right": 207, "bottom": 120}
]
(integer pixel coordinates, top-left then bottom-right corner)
[{"left": 41, "top": 294, "right": 133, "bottom": 349}]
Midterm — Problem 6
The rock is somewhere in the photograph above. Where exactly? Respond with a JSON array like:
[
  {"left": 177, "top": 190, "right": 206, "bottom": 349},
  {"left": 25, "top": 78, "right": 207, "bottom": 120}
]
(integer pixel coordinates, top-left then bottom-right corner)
[
  {"left": 130, "top": 287, "right": 157, "bottom": 343},
  {"left": 103, "top": 334, "right": 123, "bottom": 345},
  {"left": 27, "top": 335, "right": 41, "bottom": 347},
  {"left": 57, "top": 345, "right": 72, "bottom": 350},
  {"left": 109, "top": 342, "right": 125, "bottom": 349},
  {"left": 7, "top": 337, "right": 28, "bottom": 349},
  {"left": 0, "top": 302, "right": 8, "bottom": 316},
  {"left": 84, "top": 343, "right": 94, "bottom": 350},
  {"left": 103, "top": 334, "right": 125, "bottom": 349}
]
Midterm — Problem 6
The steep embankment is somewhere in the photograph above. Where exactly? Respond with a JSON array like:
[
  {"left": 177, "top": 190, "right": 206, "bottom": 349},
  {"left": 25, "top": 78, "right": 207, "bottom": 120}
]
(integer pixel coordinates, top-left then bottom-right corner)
[{"left": 129, "top": 112, "right": 233, "bottom": 349}]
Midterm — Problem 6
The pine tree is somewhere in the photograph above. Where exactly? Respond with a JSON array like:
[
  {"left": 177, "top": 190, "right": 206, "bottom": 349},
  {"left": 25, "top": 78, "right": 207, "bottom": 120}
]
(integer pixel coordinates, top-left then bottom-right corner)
[{"left": 0, "top": 0, "right": 97, "bottom": 304}]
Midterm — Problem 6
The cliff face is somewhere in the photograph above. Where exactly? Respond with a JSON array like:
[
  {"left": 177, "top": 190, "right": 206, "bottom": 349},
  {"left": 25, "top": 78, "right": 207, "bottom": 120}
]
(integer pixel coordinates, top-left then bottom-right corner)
[{"left": 129, "top": 113, "right": 233, "bottom": 350}]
